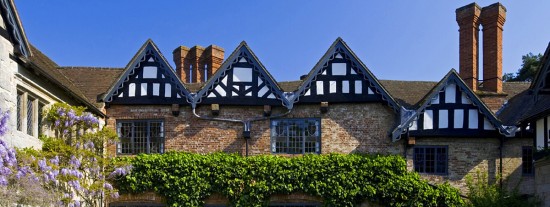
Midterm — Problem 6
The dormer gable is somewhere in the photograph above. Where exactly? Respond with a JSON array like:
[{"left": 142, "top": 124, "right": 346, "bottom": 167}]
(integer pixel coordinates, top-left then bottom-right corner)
[
  {"left": 193, "top": 41, "right": 288, "bottom": 108},
  {"left": 101, "top": 39, "right": 192, "bottom": 105},
  {"left": 288, "top": 38, "right": 399, "bottom": 112},
  {"left": 531, "top": 42, "right": 550, "bottom": 99},
  {"left": 392, "top": 69, "right": 509, "bottom": 140}
]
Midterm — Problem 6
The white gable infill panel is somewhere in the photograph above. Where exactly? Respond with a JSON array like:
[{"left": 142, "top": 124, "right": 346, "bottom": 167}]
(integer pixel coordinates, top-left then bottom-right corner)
[
  {"left": 233, "top": 67, "right": 253, "bottom": 82},
  {"left": 332, "top": 63, "right": 347, "bottom": 75}
]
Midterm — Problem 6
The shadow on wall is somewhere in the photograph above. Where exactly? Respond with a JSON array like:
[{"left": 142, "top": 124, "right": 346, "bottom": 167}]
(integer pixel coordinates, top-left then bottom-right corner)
[
  {"left": 500, "top": 137, "right": 535, "bottom": 195},
  {"left": 408, "top": 137, "right": 500, "bottom": 192}
]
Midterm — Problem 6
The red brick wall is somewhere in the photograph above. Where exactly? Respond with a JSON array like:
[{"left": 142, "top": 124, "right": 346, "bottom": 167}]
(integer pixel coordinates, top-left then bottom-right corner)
[{"left": 105, "top": 103, "right": 402, "bottom": 156}]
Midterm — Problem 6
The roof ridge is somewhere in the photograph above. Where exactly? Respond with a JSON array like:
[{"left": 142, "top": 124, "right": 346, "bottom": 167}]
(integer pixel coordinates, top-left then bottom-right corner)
[{"left": 58, "top": 66, "right": 124, "bottom": 70}]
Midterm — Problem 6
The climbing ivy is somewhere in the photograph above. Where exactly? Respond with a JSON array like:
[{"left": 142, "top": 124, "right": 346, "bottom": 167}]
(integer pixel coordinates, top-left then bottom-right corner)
[{"left": 112, "top": 152, "right": 464, "bottom": 207}]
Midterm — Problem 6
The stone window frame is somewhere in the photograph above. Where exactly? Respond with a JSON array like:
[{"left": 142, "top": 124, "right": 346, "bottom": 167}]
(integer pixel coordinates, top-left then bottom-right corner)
[
  {"left": 270, "top": 118, "right": 321, "bottom": 154},
  {"left": 413, "top": 145, "right": 448, "bottom": 175},
  {"left": 522, "top": 146, "right": 534, "bottom": 176},
  {"left": 116, "top": 119, "right": 165, "bottom": 155},
  {"left": 15, "top": 88, "right": 46, "bottom": 137}
]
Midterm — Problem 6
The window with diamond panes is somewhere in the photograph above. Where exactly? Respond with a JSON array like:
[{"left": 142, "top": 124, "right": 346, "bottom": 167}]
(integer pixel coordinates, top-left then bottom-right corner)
[
  {"left": 116, "top": 120, "right": 164, "bottom": 155},
  {"left": 271, "top": 119, "right": 320, "bottom": 154},
  {"left": 413, "top": 146, "right": 448, "bottom": 175},
  {"left": 38, "top": 103, "right": 45, "bottom": 137},
  {"left": 16, "top": 92, "right": 22, "bottom": 131},
  {"left": 26, "top": 96, "right": 35, "bottom": 135}
]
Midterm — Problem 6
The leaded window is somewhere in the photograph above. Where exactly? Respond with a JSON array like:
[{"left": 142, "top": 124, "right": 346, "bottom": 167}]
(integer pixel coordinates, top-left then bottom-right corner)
[
  {"left": 26, "top": 96, "right": 35, "bottom": 135},
  {"left": 15, "top": 90, "right": 45, "bottom": 137},
  {"left": 38, "top": 102, "right": 45, "bottom": 137},
  {"left": 116, "top": 120, "right": 164, "bottom": 155},
  {"left": 16, "top": 92, "right": 22, "bottom": 131},
  {"left": 271, "top": 118, "right": 320, "bottom": 154},
  {"left": 522, "top": 146, "right": 534, "bottom": 176},
  {"left": 413, "top": 146, "right": 448, "bottom": 175}
]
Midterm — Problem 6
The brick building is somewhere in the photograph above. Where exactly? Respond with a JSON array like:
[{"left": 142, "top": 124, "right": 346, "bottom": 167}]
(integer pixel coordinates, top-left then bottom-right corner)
[{"left": 1, "top": 0, "right": 548, "bottom": 206}]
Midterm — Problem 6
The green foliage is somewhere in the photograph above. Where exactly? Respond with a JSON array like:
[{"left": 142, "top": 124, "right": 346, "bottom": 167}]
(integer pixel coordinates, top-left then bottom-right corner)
[
  {"left": 20, "top": 104, "right": 119, "bottom": 206},
  {"left": 503, "top": 53, "right": 543, "bottom": 82},
  {"left": 112, "top": 152, "right": 465, "bottom": 207},
  {"left": 465, "top": 171, "right": 541, "bottom": 207}
]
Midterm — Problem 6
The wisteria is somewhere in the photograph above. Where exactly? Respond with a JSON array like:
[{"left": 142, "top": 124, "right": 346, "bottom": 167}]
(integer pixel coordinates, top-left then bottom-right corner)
[
  {"left": 109, "top": 165, "right": 132, "bottom": 178},
  {"left": 0, "top": 109, "right": 8, "bottom": 136},
  {"left": 0, "top": 105, "right": 128, "bottom": 206}
]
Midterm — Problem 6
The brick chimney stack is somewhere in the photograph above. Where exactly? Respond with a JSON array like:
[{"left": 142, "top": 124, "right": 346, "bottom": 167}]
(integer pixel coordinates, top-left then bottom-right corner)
[
  {"left": 480, "top": 3, "right": 506, "bottom": 93},
  {"left": 201, "top": 45, "right": 225, "bottom": 83},
  {"left": 456, "top": 3, "right": 482, "bottom": 91},
  {"left": 173, "top": 45, "right": 224, "bottom": 84}
]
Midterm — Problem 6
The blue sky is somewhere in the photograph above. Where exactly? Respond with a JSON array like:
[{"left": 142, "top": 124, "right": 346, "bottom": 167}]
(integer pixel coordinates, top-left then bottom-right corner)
[{"left": 15, "top": 1, "right": 550, "bottom": 82}]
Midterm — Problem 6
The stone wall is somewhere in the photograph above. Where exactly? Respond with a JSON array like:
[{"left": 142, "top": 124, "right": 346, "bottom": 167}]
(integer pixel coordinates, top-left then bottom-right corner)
[
  {"left": 0, "top": 31, "right": 18, "bottom": 145},
  {"left": 407, "top": 137, "right": 534, "bottom": 194}
]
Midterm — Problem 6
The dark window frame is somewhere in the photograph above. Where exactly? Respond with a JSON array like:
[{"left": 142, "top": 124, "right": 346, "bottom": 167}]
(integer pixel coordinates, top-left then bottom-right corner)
[
  {"left": 270, "top": 118, "right": 321, "bottom": 154},
  {"left": 413, "top": 145, "right": 448, "bottom": 175},
  {"left": 116, "top": 119, "right": 165, "bottom": 155},
  {"left": 522, "top": 146, "right": 534, "bottom": 176}
]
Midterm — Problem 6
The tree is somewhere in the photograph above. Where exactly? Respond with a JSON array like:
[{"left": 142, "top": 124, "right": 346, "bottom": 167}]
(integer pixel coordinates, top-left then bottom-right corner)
[{"left": 503, "top": 53, "right": 543, "bottom": 82}]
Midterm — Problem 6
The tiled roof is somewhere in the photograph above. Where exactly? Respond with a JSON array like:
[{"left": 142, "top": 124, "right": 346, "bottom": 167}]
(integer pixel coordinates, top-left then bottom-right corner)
[
  {"left": 278, "top": 81, "right": 302, "bottom": 92},
  {"left": 57, "top": 67, "right": 124, "bottom": 108},
  {"left": 258, "top": 79, "right": 528, "bottom": 110},
  {"left": 502, "top": 82, "right": 531, "bottom": 98},
  {"left": 379, "top": 80, "right": 438, "bottom": 108},
  {"left": 27, "top": 45, "right": 105, "bottom": 115},
  {"left": 184, "top": 82, "right": 205, "bottom": 93}
]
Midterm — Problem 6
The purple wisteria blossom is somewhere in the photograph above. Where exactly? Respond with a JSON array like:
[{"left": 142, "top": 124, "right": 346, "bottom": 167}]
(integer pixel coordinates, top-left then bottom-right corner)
[
  {"left": 0, "top": 175, "right": 7, "bottom": 186},
  {"left": 0, "top": 109, "right": 8, "bottom": 136},
  {"left": 80, "top": 112, "right": 99, "bottom": 127},
  {"left": 69, "top": 155, "right": 81, "bottom": 168},
  {"left": 84, "top": 141, "right": 94, "bottom": 150},
  {"left": 50, "top": 156, "right": 60, "bottom": 166},
  {"left": 57, "top": 107, "right": 65, "bottom": 117},
  {"left": 103, "top": 183, "right": 113, "bottom": 191},
  {"left": 109, "top": 165, "right": 132, "bottom": 178}
]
